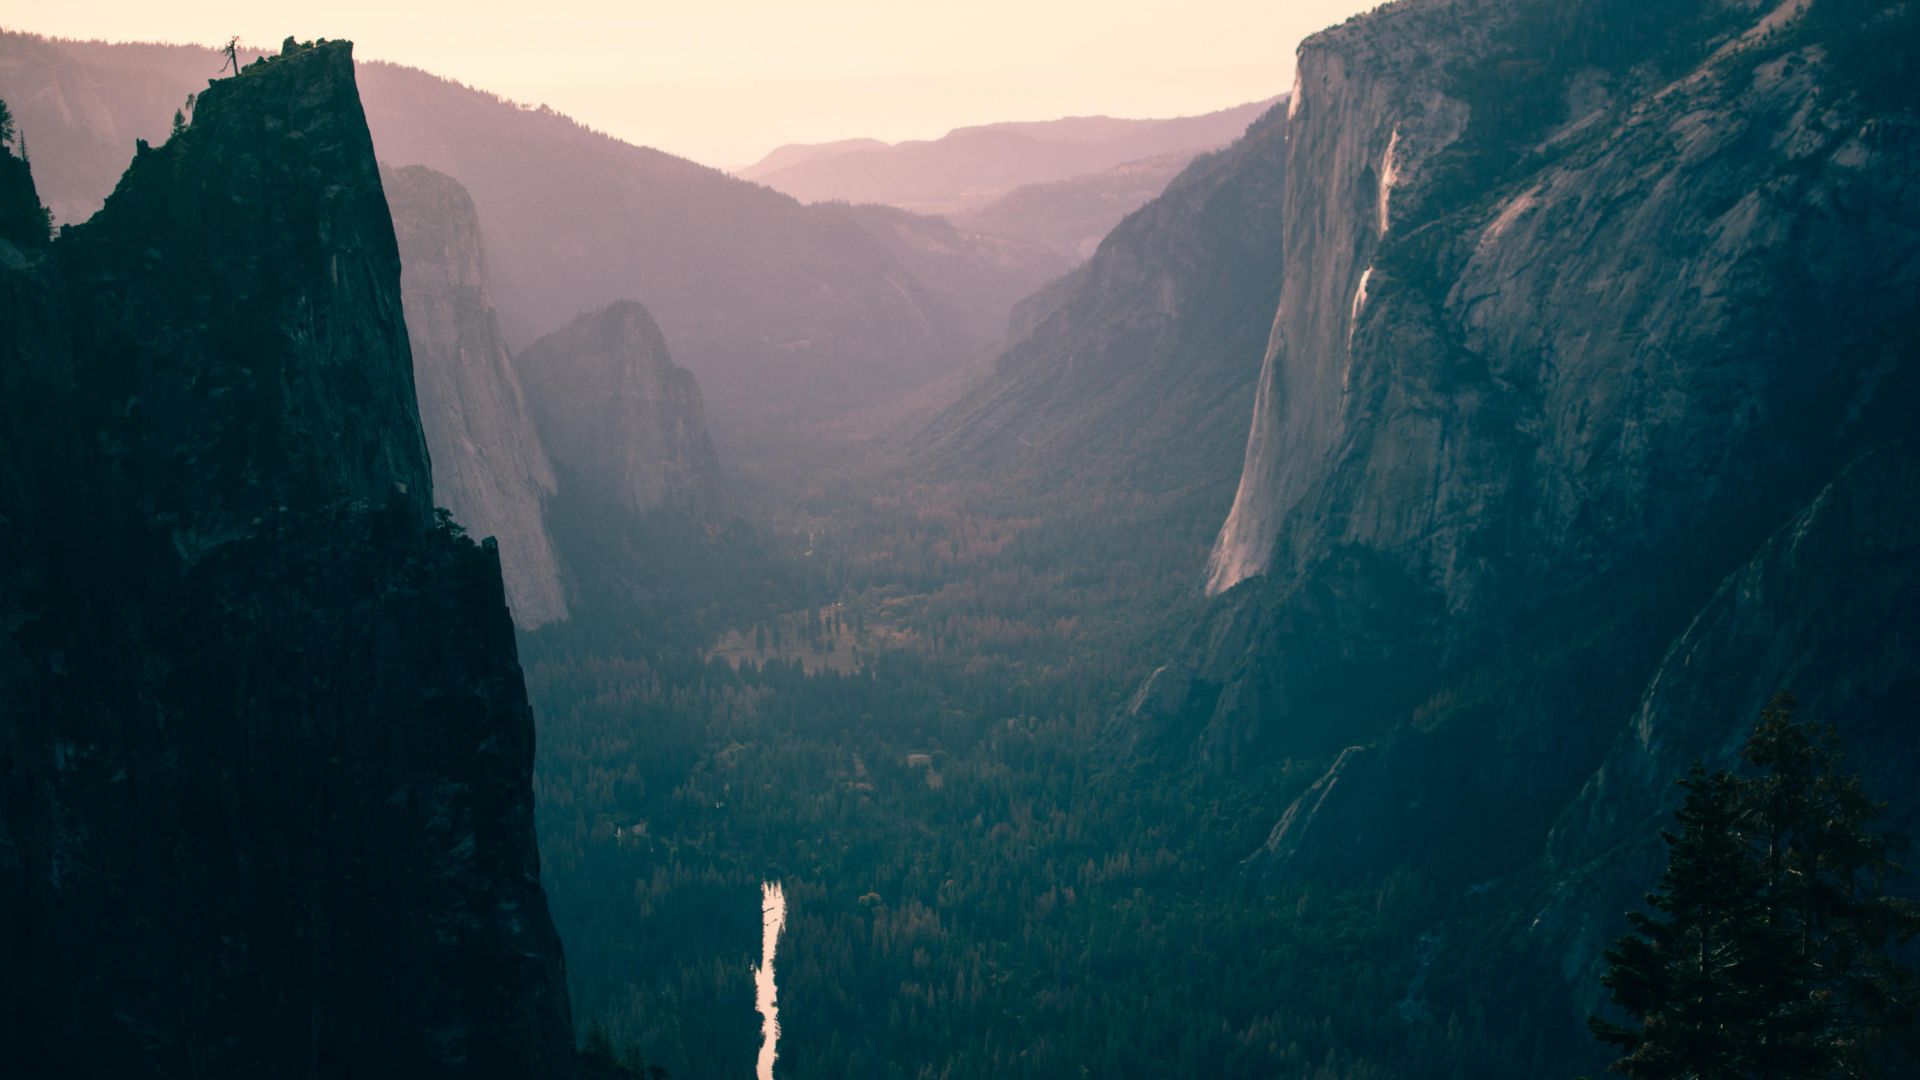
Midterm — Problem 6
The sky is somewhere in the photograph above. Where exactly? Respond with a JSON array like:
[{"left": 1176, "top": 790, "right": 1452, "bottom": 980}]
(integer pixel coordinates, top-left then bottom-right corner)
[{"left": 9, "top": 1, "right": 1384, "bottom": 168}]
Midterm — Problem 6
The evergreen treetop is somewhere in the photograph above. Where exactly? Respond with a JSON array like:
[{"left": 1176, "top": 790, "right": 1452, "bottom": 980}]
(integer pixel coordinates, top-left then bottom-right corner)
[{"left": 1592, "top": 693, "right": 1920, "bottom": 1078}]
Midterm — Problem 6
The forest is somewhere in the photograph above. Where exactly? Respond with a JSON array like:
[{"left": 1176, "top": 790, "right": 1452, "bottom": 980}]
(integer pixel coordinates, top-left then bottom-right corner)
[{"left": 527, "top": 455, "right": 1584, "bottom": 1079}]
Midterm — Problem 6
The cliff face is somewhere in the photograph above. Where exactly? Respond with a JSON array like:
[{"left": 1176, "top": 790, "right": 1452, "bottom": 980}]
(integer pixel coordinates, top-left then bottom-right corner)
[
  {"left": 1128, "top": 0, "right": 1919, "bottom": 1006},
  {"left": 385, "top": 163, "right": 567, "bottom": 628},
  {"left": 57, "top": 38, "right": 433, "bottom": 529},
  {"left": 0, "top": 40, "right": 578, "bottom": 1077},
  {"left": 1206, "top": 1, "right": 1476, "bottom": 596},
  {"left": 1211, "top": 0, "right": 1920, "bottom": 608},
  {"left": 515, "top": 301, "right": 720, "bottom": 520}
]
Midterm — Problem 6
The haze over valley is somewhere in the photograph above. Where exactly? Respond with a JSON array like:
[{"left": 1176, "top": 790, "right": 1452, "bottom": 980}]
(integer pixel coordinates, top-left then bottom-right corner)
[{"left": 3, "top": 2, "right": 1918, "bottom": 1078}]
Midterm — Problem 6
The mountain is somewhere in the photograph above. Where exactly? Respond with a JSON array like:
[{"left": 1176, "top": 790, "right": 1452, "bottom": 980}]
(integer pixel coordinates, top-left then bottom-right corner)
[
  {"left": 737, "top": 99, "right": 1276, "bottom": 217},
  {"left": 949, "top": 151, "right": 1197, "bottom": 260},
  {"left": 1109, "top": 0, "right": 1918, "bottom": 1058},
  {"left": 0, "top": 40, "right": 581, "bottom": 1075},
  {"left": 385, "top": 163, "right": 568, "bottom": 629},
  {"left": 515, "top": 301, "right": 721, "bottom": 520},
  {"left": 911, "top": 98, "right": 1289, "bottom": 522},
  {"left": 0, "top": 31, "right": 1070, "bottom": 430},
  {"left": 351, "top": 62, "right": 1068, "bottom": 426},
  {"left": 739, "top": 136, "right": 885, "bottom": 175}
]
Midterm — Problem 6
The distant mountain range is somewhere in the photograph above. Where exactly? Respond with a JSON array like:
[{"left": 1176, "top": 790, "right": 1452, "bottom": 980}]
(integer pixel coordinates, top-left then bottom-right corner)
[
  {"left": 950, "top": 151, "right": 1198, "bottom": 261},
  {"left": 0, "top": 30, "right": 1069, "bottom": 431},
  {"left": 738, "top": 99, "right": 1276, "bottom": 219}
]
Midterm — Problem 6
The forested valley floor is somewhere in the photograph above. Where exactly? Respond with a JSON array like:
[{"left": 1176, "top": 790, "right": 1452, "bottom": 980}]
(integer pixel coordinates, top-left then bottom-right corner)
[{"left": 523, "top": 428, "right": 1572, "bottom": 1080}]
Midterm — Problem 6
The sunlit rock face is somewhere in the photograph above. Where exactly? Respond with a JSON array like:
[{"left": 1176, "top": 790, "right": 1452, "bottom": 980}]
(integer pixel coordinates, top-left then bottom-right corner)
[
  {"left": 385, "top": 163, "right": 568, "bottom": 628},
  {"left": 0, "top": 40, "right": 578, "bottom": 1077},
  {"left": 1205, "top": 5, "right": 1474, "bottom": 597},
  {"left": 514, "top": 300, "right": 721, "bottom": 519}
]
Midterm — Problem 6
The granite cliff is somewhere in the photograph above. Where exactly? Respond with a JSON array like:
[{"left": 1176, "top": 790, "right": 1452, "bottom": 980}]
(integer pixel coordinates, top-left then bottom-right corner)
[
  {"left": 1084, "top": 0, "right": 1919, "bottom": 1057},
  {"left": 0, "top": 39, "right": 581, "bottom": 1076},
  {"left": 385, "top": 162, "right": 567, "bottom": 628}
]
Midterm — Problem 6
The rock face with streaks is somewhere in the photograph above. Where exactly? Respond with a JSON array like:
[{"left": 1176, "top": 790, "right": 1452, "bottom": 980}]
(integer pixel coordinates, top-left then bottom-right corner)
[
  {"left": 1120, "top": 0, "right": 1919, "bottom": 1049},
  {"left": 385, "top": 162, "right": 567, "bottom": 628},
  {"left": 0, "top": 40, "right": 580, "bottom": 1077}
]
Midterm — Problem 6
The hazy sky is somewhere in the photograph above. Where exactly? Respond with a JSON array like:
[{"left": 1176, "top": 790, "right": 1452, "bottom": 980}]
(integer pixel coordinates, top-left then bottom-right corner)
[{"left": 12, "top": 1, "right": 1383, "bottom": 167}]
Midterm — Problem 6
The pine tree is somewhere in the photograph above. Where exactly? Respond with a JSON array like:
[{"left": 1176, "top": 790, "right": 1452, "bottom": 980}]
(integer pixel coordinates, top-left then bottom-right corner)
[
  {"left": 0, "top": 98, "right": 14, "bottom": 149},
  {"left": 1593, "top": 695, "right": 1920, "bottom": 1077},
  {"left": 1591, "top": 764, "right": 1776, "bottom": 1078},
  {"left": 582, "top": 1017, "right": 616, "bottom": 1063},
  {"left": 1740, "top": 693, "right": 1920, "bottom": 1076}
]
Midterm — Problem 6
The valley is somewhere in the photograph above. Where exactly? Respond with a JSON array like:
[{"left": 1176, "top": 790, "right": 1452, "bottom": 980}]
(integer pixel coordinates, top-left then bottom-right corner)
[{"left": 3, "top": 1, "right": 1917, "bottom": 1078}]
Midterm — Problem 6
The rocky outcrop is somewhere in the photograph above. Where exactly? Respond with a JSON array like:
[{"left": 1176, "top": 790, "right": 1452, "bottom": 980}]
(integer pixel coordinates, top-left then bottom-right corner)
[
  {"left": 56, "top": 38, "right": 434, "bottom": 527},
  {"left": 0, "top": 40, "right": 579, "bottom": 1076},
  {"left": 385, "top": 163, "right": 567, "bottom": 628},
  {"left": 0, "top": 30, "right": 270, "bottom": 226},
  {"left": 515, "top": 301, "right": 720, "bottom": 519}
]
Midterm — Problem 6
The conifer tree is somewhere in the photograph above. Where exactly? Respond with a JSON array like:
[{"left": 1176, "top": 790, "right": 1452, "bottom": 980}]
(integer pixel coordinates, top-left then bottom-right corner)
[
  {"left": 1740, "top": 693, "right": 1920, "bottom": 1076},
  {"left": 1593, "top": 694, "right": 1920, "bottom": 1077},
  {"left": 1591, "top": 764, "right": 1776, "bottom": 1078}
]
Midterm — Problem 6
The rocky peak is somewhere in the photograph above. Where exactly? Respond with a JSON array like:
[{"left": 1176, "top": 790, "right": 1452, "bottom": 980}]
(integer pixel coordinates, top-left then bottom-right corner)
[
  {"left": 514, "top": 299, "right": 720, "bottom": 519},
  {"left": 2, "top": 38, "right": 581, "bottom": 1076},
  {"left": 56, "top": 38, "right": 431, "bottom": 537}
]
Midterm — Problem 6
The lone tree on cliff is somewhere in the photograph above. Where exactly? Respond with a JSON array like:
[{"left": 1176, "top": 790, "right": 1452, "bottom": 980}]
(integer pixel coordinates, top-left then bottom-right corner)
[{"left": 1592, "top": 693, "right": 1920, "bottom": 1077}]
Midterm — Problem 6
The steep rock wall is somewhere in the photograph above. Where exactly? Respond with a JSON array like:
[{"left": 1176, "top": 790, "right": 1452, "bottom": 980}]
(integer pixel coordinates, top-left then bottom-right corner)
[
  {"left": 386, "top": 163, "right": 567, "bottom": 628},
  {"left": 0, "top": 40, "right": 580, "bottom": 1077}
]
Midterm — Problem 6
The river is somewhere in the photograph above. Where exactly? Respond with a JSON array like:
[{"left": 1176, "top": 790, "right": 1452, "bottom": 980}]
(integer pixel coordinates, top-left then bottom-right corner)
[{"left": 754, "top": 880, "right": 787, "bottom": 1080}]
